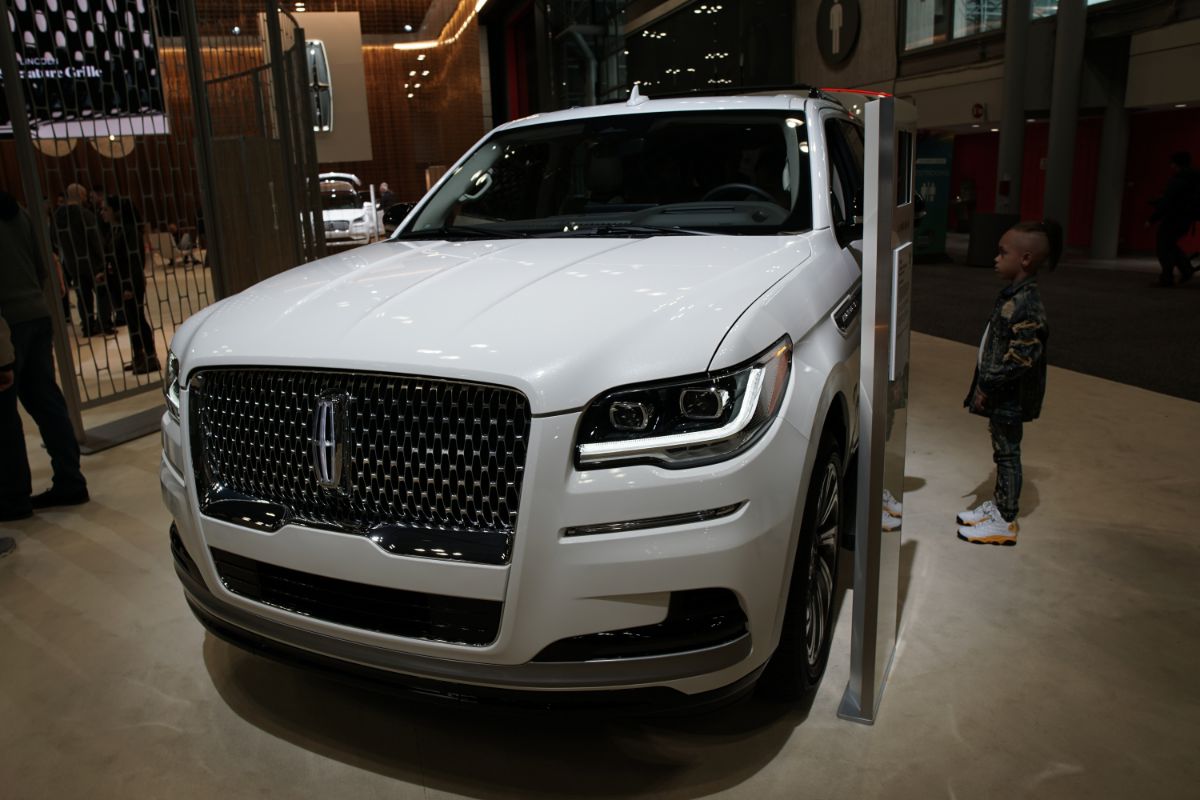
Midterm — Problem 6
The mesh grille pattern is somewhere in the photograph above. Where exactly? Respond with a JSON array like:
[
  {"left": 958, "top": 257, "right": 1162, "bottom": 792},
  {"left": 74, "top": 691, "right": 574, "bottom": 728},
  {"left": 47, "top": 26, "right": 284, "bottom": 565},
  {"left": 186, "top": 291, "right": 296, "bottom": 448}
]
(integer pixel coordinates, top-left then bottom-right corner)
[{"left": 191, "top": 368, "right": 530, "bottom": 542}]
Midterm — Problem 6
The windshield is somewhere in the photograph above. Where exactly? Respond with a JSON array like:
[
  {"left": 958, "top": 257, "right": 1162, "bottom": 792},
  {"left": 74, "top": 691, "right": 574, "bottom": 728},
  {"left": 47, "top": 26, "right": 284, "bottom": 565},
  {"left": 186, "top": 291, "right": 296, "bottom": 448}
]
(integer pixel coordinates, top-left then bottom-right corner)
[
  {"left": 321, "top": 183, "right": 362, "bottom": 211},
  {"left": 404, "top": 111, "right": 813, "bottom": 237}
]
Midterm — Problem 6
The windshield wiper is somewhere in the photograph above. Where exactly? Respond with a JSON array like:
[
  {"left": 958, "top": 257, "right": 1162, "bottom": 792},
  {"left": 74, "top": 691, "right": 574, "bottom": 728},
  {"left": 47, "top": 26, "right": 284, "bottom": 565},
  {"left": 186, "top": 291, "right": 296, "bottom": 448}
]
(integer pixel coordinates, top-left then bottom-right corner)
[
  {"left": 546, "top": 223, "right": 713, "bottom": 237},
  {"left": 392, "top": 224, "right": 530, "bottom": 240}
]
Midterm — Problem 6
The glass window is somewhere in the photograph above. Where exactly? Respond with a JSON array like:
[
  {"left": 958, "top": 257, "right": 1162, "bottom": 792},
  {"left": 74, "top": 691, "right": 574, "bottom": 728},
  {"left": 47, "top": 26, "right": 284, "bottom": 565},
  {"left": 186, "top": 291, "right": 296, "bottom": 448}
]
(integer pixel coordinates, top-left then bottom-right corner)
[
  {"left": 953, "top": 0, "right": 1003, "bottom": 38},
  {"left": 1033, "top": 0, "right": 1112, "bottom": 18},
  {"left": 405, "top": 112, "right": 814, "bottom": 236},
  {"left": 320, "top": 183, "right": 362, "bottom": 210},
  {"left": 905, "top": 0, "right": 1116, "bottom": 51},
  {"left": 825, "top": 119, "right": 864, "bottom": 226},
  {"left": 905, "top": 0, "right": 948, "bottom": 50}
]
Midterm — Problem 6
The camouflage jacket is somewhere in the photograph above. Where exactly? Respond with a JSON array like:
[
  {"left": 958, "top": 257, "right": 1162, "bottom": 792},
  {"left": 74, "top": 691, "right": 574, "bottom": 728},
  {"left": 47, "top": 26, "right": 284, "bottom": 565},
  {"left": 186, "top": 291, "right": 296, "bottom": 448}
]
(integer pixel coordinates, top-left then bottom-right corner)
[{"left": 964, "top": 276, "right": 1049, "bottom": 423}]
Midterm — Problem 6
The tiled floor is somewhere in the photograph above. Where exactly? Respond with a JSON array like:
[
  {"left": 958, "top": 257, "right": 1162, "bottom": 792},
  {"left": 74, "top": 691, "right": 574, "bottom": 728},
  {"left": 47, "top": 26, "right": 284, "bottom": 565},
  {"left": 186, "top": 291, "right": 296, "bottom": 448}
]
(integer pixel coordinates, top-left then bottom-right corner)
[{"left": 2, "top": 332, "right": 1198, "bottom": 799}]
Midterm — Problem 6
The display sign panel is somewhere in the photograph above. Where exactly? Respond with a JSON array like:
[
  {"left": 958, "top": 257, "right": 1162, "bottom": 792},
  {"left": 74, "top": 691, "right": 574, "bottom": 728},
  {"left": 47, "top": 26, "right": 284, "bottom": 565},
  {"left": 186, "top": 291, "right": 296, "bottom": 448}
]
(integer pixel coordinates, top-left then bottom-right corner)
[
  {"left": 890, "top": 242, "right": 912, "bottom": 381},
  {"left": 0, "top": 0, "right": 168, "bottom": 139},
  {"left": 839, "top": 96, "right": 917, "bottom": 726}
]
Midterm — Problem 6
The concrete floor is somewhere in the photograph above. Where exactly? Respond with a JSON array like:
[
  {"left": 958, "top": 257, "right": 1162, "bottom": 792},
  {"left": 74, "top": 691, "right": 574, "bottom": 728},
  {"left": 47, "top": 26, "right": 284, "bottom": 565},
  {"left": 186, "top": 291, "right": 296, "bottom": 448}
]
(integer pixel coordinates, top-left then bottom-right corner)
[{"left": 2, "top": 332, "right": 1198, "bottom": 799}]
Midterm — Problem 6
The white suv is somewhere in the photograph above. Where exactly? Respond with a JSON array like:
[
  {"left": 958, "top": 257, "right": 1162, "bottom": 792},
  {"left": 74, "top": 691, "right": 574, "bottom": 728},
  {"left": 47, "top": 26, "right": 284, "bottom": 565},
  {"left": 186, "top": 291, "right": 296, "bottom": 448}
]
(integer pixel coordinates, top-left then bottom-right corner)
[
  {"left": 318, "top": 173, "right": 377, "bottom": 245},
  {"left": 161, "top": 90, "right": 866, "bottom": 708}
]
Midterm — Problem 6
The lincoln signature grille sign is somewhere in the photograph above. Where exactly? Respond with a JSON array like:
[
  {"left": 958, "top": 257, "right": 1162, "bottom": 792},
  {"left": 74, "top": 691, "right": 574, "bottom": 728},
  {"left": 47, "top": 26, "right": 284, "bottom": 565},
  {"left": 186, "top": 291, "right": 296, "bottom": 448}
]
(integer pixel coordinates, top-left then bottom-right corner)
[{"left": 1, "top": 0, "right": 168, "bottom": 139}]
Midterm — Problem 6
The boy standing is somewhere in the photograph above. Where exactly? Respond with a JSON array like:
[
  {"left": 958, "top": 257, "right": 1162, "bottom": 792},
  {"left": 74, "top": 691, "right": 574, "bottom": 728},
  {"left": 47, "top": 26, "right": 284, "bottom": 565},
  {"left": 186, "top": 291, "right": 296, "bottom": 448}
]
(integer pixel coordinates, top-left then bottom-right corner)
[{"left": 957, "top": 220, "right": 1060, "bottom": 546}]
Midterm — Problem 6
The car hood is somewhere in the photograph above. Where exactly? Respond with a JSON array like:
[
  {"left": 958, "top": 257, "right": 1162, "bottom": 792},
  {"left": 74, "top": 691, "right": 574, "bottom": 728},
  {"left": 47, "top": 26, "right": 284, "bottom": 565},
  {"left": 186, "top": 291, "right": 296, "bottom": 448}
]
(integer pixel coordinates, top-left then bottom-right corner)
[
  {"left": 181, "top": 236, "right": 814, "bottom": 412},
  {"left": 322, "top": 208, "right": 367, "bottom": 222}
]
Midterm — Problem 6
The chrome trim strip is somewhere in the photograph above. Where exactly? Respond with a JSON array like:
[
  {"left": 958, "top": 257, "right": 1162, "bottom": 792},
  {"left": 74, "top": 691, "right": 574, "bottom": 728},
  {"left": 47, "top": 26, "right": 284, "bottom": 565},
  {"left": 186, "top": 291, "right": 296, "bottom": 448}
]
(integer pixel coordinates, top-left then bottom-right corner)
[
  {"left": 832, "top": 279, "right": 863, "bottom": 337},
  {"left": 562, "top": 501, "right": 747, "bottom": 538}
]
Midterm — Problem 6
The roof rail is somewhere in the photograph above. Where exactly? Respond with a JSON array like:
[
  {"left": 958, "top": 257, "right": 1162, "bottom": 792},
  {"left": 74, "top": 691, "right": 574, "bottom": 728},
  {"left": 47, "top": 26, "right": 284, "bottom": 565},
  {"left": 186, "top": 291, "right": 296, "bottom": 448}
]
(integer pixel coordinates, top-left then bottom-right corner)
[{"left": 631, "top": 82, "right": 827, "bottom": 101}]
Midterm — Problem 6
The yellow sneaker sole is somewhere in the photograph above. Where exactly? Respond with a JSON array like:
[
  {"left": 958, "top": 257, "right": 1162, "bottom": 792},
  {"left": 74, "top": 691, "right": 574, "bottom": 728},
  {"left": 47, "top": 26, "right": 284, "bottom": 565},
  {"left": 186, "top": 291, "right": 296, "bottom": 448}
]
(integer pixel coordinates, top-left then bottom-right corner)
[{"left": 957, "top": 531, "right": 1017, "bottom": 546}]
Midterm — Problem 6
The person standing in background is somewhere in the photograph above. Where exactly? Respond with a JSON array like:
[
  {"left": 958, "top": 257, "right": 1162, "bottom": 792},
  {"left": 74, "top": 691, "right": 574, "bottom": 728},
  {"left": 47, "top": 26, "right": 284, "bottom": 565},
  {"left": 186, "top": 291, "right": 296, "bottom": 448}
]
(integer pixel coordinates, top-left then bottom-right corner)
[
  {"left": 52, "top": 183, "right": 112, "bottom": 336},
  {"left": 103, "top": 196, "right": 159, "bottom": 374},
  {"left": 0, "top": 309, "right": 21, "bottom": 553},
  {"left": 0, "top": 190, "right": 90, "bottom": 521},
  {"left": 1148, "top": 152, "right": 1198, "bottom": 287}
]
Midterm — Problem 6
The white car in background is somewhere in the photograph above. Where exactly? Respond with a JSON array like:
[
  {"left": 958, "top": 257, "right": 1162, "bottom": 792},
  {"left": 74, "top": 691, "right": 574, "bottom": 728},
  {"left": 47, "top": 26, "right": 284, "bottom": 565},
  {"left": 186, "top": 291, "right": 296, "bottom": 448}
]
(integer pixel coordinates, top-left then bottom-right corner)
[
  {"left": 318, "top": 172, "right": 378, "bottom": 246},
  {"left": 163, "top": 89, "right": 866, "bottom": 709}
]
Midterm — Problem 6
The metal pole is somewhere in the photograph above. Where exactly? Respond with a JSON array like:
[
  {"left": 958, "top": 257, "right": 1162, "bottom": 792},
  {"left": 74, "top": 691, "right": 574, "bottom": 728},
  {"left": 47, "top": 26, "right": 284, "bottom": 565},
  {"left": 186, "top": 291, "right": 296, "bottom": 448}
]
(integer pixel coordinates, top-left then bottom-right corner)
[
  {"left": 1043, "top": 0, "right": 1087, "bottom": 227},
  {"left": 0, "top": 0, "right": 85, "bottom": 442},
  {"left": 369, "top": 183, "right": 378, "bottom": 242},
  {"left": 263, "top": 0, "right": 304, "bottom": 268},
  {"left": 840, "top": 97, "right": 917, "bottom": 726},
  {"left": 289, "top": 26, "right": 326, "bottom": 260},
  {"left": 179, "top": 0, "right": 228, "bottom": 299},
  {"left": 1090, "top": 38, "right": 1130, "bottom": 260},
  {"left": 995, "top": 0, "right": 1030, "bottom": 215}
]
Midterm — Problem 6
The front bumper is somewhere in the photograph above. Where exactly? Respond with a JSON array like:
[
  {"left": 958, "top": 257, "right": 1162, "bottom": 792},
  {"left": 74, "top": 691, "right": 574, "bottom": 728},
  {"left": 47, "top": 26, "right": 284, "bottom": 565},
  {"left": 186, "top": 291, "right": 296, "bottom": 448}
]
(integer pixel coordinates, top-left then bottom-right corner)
[
  {"left": 161, "top": 397, "right": 810, "bottom": 698},
  {"left": 323, "top": 226, "right": 370, "bottom": 245}
]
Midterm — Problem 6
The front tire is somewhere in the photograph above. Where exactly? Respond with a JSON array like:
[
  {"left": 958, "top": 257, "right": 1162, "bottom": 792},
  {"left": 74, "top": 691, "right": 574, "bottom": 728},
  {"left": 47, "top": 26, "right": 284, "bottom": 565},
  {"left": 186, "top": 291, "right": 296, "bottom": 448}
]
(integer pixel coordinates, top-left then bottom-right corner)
[{"left": 758, "top": 430, "right": 843, "bottom": 700}]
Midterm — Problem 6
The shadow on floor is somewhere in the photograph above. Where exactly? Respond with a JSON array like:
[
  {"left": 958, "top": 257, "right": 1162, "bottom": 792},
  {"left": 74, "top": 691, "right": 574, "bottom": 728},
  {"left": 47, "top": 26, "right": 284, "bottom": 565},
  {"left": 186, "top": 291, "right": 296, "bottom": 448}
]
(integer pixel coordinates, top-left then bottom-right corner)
[
  {"left": 203, "top": 634, "right": 807, "bottom": 799},
  {"left": 961, "top": 468, "right": 1043, "bottom": 520}
]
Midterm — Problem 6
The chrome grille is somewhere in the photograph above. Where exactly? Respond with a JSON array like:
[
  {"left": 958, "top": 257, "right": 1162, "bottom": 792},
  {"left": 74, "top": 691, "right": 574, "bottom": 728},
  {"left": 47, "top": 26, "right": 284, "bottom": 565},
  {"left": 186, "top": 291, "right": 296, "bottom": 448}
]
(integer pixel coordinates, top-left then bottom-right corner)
[{"left": 189, "top": 368, "right": 530, "bottom": 562}]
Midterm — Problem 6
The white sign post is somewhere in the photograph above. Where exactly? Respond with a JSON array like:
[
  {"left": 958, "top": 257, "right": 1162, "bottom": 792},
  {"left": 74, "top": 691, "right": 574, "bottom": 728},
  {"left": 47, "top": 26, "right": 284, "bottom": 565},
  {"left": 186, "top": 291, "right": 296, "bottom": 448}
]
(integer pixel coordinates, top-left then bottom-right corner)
[{"left": 839, "top": 96, "right": 918, "bottom": 725}]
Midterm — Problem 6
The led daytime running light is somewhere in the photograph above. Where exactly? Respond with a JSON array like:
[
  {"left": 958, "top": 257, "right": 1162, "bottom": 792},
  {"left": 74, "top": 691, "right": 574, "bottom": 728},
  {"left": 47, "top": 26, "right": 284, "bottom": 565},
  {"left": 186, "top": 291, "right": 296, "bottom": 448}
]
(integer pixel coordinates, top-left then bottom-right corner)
[
  {"left": 164, "top": 350, "right": 181, "bottom": 420},
  {"left": 578, "top": 368, "right": 764, "bottom": 461}
]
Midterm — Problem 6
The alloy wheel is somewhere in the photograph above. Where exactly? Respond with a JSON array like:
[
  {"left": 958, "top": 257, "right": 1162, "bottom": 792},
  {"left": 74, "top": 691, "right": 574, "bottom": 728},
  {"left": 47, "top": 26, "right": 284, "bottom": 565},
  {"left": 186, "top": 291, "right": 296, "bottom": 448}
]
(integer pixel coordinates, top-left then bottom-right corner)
[{"left": 805, "top": 460, "right": 840, "bottom": 670}]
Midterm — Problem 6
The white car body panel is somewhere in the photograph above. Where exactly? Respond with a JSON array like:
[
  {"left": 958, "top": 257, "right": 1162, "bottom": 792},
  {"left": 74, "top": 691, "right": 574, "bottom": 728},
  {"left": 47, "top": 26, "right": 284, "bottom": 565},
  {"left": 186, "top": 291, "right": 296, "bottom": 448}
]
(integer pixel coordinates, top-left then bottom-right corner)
[
  {"left": 179, "top": 235, "right": 819, "bottom": 412},
  {"left": 164, "top": 92, "right": 866, "bottom": 701}
]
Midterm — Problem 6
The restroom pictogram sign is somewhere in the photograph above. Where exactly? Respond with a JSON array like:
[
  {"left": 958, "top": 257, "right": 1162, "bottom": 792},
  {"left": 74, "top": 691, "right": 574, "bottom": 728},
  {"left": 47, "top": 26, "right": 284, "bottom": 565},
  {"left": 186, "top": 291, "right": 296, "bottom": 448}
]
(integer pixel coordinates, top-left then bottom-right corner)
[{"left": 817, "top": 0, "right": 861, "bottom": 67}]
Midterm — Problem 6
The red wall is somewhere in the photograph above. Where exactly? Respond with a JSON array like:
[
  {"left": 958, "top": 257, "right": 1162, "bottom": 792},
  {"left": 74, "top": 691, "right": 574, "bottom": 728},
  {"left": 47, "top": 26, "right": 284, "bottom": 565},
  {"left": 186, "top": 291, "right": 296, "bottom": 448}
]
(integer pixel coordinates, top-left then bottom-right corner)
[
  {"left": 948, "top": 131, "right": 998, "bottom": 230},
  {"left": 948, "top": 108, "right": 1200, "bottom": 255}
]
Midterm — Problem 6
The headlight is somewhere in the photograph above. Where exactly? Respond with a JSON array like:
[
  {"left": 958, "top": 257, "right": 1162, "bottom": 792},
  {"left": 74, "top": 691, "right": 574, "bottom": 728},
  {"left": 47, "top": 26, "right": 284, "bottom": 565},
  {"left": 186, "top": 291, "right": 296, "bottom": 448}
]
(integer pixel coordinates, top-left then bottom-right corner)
[
  {"left": 164, "top": 350, "right": 180, "bottom": 420},
  {"left": 576, "top": 336, "right": 792, "bottom": 469}
]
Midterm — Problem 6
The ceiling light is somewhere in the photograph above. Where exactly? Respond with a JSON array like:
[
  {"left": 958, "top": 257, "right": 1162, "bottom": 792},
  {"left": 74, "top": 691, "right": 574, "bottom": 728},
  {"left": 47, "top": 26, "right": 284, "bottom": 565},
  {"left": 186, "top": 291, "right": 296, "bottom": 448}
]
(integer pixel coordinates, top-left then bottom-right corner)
[
  {"left": 1175, "top": 103, "right": 1187, "bottom": 108},
  {"left": 404, "top": 24, "right": 413, "bottom": 32}
]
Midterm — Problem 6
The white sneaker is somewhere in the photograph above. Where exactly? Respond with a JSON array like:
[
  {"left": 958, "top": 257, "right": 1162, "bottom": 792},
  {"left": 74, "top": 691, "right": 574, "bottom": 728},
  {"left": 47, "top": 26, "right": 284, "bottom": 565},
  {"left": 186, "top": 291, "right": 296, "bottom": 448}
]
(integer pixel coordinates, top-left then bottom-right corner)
[
  {"left": 957, "top": 510, "right": 1018, "bottom": 546},
  {"left": 956, "top": 500, "right": 998, "bottom": 526},
  {"left": 882, "top": 511, "right": 901, "bottom": 532},
  {"left": 882, "top": 489, "right": 902, "bottom": 517}
]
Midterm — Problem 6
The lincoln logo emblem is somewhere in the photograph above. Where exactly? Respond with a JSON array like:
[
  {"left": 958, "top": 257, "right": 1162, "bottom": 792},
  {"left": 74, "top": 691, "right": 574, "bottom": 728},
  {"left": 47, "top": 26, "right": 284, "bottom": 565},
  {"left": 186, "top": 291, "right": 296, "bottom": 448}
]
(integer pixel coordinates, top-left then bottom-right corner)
[{"left": 312, "top": 392, "right": 348, "bottom": 489}]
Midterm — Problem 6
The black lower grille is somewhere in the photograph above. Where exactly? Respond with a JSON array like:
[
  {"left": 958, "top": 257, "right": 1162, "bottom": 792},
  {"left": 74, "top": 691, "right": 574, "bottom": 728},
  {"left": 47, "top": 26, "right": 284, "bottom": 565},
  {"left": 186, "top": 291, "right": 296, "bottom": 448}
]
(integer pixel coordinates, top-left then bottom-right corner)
[
  {"left": 211, "top": 548, "right": 501, "bottom": 646},
  {"left": 532, "top": 589, "right": 747, "bottom": 662}
]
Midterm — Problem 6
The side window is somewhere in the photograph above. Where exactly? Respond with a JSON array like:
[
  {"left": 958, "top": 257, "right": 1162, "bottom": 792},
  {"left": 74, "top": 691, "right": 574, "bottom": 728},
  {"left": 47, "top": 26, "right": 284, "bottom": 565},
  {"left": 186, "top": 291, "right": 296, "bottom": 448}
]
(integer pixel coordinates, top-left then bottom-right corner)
[
  {"left": 838, "top": 121, "right": 866, "bottom": 208},
  {"left": 825, "top": 120, "right": 848, "bottom": 225},
  {"left": 825, "top": 117, "right": 867, "bottom": 236}
]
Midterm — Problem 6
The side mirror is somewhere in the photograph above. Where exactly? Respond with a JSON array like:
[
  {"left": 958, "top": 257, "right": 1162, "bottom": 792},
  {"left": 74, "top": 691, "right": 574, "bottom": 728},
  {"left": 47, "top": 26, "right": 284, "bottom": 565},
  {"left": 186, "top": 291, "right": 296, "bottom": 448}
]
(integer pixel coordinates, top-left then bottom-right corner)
[{"left": 458, "top": 170, "right": 493, "bottom": 202}]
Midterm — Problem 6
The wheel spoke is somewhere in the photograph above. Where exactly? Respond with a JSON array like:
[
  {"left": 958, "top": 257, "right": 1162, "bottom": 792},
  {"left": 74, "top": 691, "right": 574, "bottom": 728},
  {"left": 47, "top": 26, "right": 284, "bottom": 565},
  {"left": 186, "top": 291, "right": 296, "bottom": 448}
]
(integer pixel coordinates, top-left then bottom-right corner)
[
  {"left": 818, "top": 524, "right": 838, "bottom": 549},
  {"left": 801, "top": 455, "right": 843, "bottom": 673}
]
